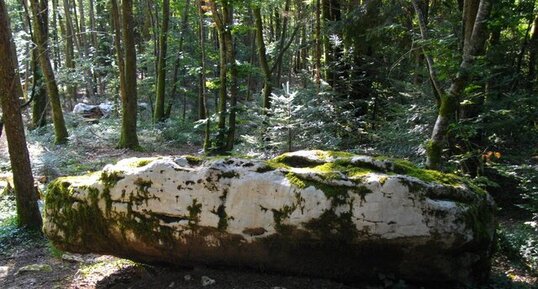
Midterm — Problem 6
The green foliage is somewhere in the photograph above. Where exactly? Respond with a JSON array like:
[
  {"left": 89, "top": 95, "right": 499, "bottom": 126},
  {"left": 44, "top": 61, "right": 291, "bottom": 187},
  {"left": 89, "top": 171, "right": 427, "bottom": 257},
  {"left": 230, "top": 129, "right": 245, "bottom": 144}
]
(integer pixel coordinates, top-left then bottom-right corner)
[
  {"left": 498, "top": 223, "right": 538, "bottom": 271},
  {"left": 237, "top": 83, "right": 365, "bottom": 157},
  {"left": 0, "top": 216, "right": 44, "bottom": 257}
]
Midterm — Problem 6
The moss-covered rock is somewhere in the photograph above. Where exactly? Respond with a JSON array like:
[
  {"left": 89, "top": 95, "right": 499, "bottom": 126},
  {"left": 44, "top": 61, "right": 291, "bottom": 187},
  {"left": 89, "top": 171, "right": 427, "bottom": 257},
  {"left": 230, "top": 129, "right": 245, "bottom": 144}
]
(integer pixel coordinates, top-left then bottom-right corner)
[{"left": 43, "top": 150, "right": 496, "bottom": 285}]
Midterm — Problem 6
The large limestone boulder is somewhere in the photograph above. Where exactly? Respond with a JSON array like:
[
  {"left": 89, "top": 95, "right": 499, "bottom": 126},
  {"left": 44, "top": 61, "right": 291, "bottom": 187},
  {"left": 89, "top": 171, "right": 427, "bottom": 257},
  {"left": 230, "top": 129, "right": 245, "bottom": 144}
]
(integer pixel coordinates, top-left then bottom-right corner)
[{"left": 43, "top": 150, "right": 495, "bottom": 285}]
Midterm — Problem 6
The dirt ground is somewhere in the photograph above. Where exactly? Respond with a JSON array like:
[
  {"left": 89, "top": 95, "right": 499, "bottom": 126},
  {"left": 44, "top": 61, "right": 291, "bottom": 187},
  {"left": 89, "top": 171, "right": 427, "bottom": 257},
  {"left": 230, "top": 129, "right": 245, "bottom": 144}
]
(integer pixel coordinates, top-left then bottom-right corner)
[{"left": 0, "top": 119, "right": 537, "bottom": 289}]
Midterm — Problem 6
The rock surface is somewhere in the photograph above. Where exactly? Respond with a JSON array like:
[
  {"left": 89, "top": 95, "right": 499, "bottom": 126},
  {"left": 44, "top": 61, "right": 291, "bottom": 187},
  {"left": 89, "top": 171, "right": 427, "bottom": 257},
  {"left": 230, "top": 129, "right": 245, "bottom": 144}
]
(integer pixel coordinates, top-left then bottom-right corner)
[{"left": 43, "top": 150, "right": 496, "bottom": 285}]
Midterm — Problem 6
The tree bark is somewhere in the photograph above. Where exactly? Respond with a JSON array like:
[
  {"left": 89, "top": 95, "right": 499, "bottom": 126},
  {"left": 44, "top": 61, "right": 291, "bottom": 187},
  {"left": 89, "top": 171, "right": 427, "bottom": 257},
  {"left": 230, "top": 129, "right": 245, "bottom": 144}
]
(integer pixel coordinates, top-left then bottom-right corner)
[
  {"left": 198, "top": 0, "right": 210, "bottom": 151},
  {"left": 253, "top": 7, "right": 272, "bottom": 110},
  {"left": 62, "top": 0, "right": 76, "bottom": 106},
  {"left": 412, "top": 0, "right": 491, "bottom": 169},
  {"left": 20, "top": 0, "right": 48, "bottom": 128},
  {"left": 51, "top": 0, "right": 60, "bottom": 70},
  {"left": 30, "top": 0, "right": 69, "bottom": 144},
  {"left": 77, "top": 0, "right": 96, "bottom": 101},
  {"left": 117, "top": 0, "right": 140, "bottom": 149},
  {"left": 0, "top": 0, "right": 42, "bottom": 229},
  {"left": 168, "top": 0, "right": 191, "bottom": 119},
  {"left": 88, "top": 0, "right": 97, "bottom": 49},
  {"left": 314, "top": 0, "right": 321, "bottom": 88},
  {"left": 154, "top": 0, "right": 170, "bottom": 122},
  {"left": 209, "top": 0, "right": 228, "bottom": 153},
  {"left": 274, "top": 0, "right": 290, "bottom": 85},
  {"left": 224, "top": 4, "right": 238, "bottom": 151},
  {"left": 528, "top": 15, "right": 538, "bottom": 86}
]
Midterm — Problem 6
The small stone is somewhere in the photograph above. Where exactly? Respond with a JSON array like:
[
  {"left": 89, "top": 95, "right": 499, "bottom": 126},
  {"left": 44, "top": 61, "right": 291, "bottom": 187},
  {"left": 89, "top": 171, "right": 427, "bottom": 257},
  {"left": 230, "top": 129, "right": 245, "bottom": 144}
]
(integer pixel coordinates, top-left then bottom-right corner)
[
  {"left": 16, "top": 264, "right": 52, "bottom": 275},
  {"left": 168, "top": 281, "right": 175, "bottom": 287},
  {"left": 201, "top": 276, "right": 215, "bottom": 287},
  {"left": 0, "top": 266, "right": 8, "bottom": 278},
  {"left": 62, "top": 253, "right": 84, "bottom": 263},
  {"left": 184, "top": 274, "right": 192, "bottom": 281}
]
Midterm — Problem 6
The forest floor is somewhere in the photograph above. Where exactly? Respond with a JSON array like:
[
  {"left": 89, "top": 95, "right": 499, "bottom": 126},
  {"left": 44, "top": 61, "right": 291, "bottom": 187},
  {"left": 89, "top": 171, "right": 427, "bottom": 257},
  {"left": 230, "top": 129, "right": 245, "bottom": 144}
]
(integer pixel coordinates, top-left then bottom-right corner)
[{"left": 0, "top": 115, "right": 537, "bottom": 289}]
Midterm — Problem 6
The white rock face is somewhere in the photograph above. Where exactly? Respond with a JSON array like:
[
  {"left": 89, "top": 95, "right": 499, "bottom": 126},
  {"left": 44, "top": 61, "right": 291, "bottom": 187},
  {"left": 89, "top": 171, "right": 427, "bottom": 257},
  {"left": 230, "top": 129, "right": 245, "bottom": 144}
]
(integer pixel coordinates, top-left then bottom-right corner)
[{"left": 43, "top": 150, "right": 496, "bottom": 284}]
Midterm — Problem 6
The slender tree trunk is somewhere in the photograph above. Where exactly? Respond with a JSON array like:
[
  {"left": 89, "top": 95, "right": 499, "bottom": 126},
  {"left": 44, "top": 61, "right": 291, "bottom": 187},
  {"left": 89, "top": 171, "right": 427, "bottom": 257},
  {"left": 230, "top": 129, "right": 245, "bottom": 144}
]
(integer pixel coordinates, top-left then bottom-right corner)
[
  {"left": 0, "top": 0, "right": 42, "bottom": 229},
  {"left": 314, "top": 0, "right": 321, "bottom": 88},
  {"left": 224, "top": 5, "right": 238, "bottom": 151},
  {"left": 413, "top": 0, "right": 491, "bottom": 169},
  {"left": 20, "top": 0, "right": 48, "bottom": 127},
  {"left": 31, "top": 49, "right": 48, "bottom": 128},
  {"left": 30, "top": 0, "right": 69, "bottom": 144},
  {"left": 88, "top": 0, "right": 97, "bottom": 48},
  {"left": 198, "top": 0, "right": 210, "bottom": 151},
  {"left": 154, "top": 0, "right": 170, "bottom": 122},
  {"left": 253, "top": 7, "right": 272, "bottom": 110},
  {"left": 528, "top": 15, "right": 538, "bottom": 87},
  {"left": 62, "top": 0, "right": 76, "bottom": 107},
  {"left": 209, "top": 0, "right": 228, "bottom": 153},
  {"left": 117, "top": 0, "right": 140, "bottom": 149},
  {"left": 168, "top": 0, "right": 191, "bottom": 118},
  {"left": 77, "top": 0, "right": 96, "bottom": 101},
  {"left": 275, "top": 0, "right": 290, "bottom": 85},
  {"left": 111, "top": 0, "right": 125, "bottom": 99},
  {"left": 51, "top": 0, "right": 60, "bottom": 70}
]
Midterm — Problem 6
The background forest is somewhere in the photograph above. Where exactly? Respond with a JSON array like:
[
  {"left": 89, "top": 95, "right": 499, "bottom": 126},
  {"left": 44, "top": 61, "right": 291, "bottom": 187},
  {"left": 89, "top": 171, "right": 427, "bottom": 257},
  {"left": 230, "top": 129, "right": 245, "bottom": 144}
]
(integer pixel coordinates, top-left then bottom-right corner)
[{"left": 0, "top": 0, "right": 538, "bottom": 288}]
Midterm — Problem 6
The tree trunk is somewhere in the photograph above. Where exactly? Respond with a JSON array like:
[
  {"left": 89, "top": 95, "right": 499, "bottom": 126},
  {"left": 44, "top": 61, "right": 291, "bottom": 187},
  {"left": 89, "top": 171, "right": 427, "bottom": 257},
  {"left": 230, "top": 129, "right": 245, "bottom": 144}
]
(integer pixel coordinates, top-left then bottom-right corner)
[
  {"left": 31, "top": 49, "right": 48, "bottom": 128},
  {"left": 88, "top": 0, "right": 97, "bottom": 49},
  {"left": 154, "top": 0, "right": 170, "bottom": 122},
  {"left": 0, "top": 0, "right": 42, "bottom": 229},
  {"left": 30, "top": 0, "right": 69, "bottom": 144},
  {"left": 274, "top": 0, "right": 290, "bottom": 85},
  {"left": 314, "top": 0, "right": 321, "bottom": 88},
  {"left": 224, "top": 5, "right": 238, "bottom": 151},
  {"left": 117, "top": 0, "right": 140, "bottom": 149},
  {"left": 77, "top": 0, "right": 96, "bottom": 101},
  {"left": 51, "top": 0, "right": 60, "bottom": 70},
  {"left": 413, "top": 0, "right": 491, "bottom": 169},
  {"left": 253, "top": 7, "right": 272, "bottom": 110},
  {"left": 168, "top": 0, "right": 191, "bottom": 118},
  {"left": 209, "top": 0, "right": 228, "bottom": 153},
  {"left": 528, "top": 15, "right": 538, "bottom": 87},
  {"left": 62, "top": 0, "right": 76, "bottom": 106},
  {"left": 198, "top": 0, "right": 210, "bottom": 151}
]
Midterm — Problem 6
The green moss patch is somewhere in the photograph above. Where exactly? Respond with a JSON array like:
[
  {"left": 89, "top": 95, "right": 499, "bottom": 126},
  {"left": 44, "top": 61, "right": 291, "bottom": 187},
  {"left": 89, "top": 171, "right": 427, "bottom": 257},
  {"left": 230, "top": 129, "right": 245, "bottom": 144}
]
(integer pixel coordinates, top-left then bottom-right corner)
[
  {"left": 304, "top": 208, "right": 358, "bottom": 242},
  {"left": 45, "top": 178, "right": 112, "bottom": 248},
  {"left": 184, "top": 155, "right": 203, "bottom": 166}
]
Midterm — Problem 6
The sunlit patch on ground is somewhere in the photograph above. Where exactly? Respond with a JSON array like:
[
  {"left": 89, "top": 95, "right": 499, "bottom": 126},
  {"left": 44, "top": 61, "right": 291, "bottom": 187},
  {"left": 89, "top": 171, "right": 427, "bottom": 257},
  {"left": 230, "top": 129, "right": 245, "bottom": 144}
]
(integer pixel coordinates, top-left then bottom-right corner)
[{"left": 69, "top": 256, "right": 141, "bottom": 288}]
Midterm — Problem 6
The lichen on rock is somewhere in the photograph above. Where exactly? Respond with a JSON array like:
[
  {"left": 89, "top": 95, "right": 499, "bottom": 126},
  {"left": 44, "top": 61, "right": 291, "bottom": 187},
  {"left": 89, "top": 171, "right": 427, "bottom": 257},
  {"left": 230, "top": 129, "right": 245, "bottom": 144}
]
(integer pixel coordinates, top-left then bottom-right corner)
[{"left": 43, "top": 150, "right": 496, "bottom": 285}]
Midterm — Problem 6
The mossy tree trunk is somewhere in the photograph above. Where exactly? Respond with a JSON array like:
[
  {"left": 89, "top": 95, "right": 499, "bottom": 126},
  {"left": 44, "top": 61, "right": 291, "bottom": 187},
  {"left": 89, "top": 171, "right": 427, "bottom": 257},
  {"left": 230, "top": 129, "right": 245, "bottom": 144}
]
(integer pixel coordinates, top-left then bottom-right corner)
[
  {"left": 413, "top": 0, "right": 491, "bottom": 169},
  {"left": 30, "top": 51, "right": 48, "bottom": 128},
  {"left": 0, "top": 0, "right": 42, "bottom": 229},
  {"left": 117, "top": 0, "right": 140, "bottom": 149},
  {"left": 20, "top": 0, "right": 48, "bottom": 127},
  {"left": 30, "top": 0, "right": 69, "bottom": 144},
  {"left": 153, "top": 0, "right": 170, "bottom": 122}
]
